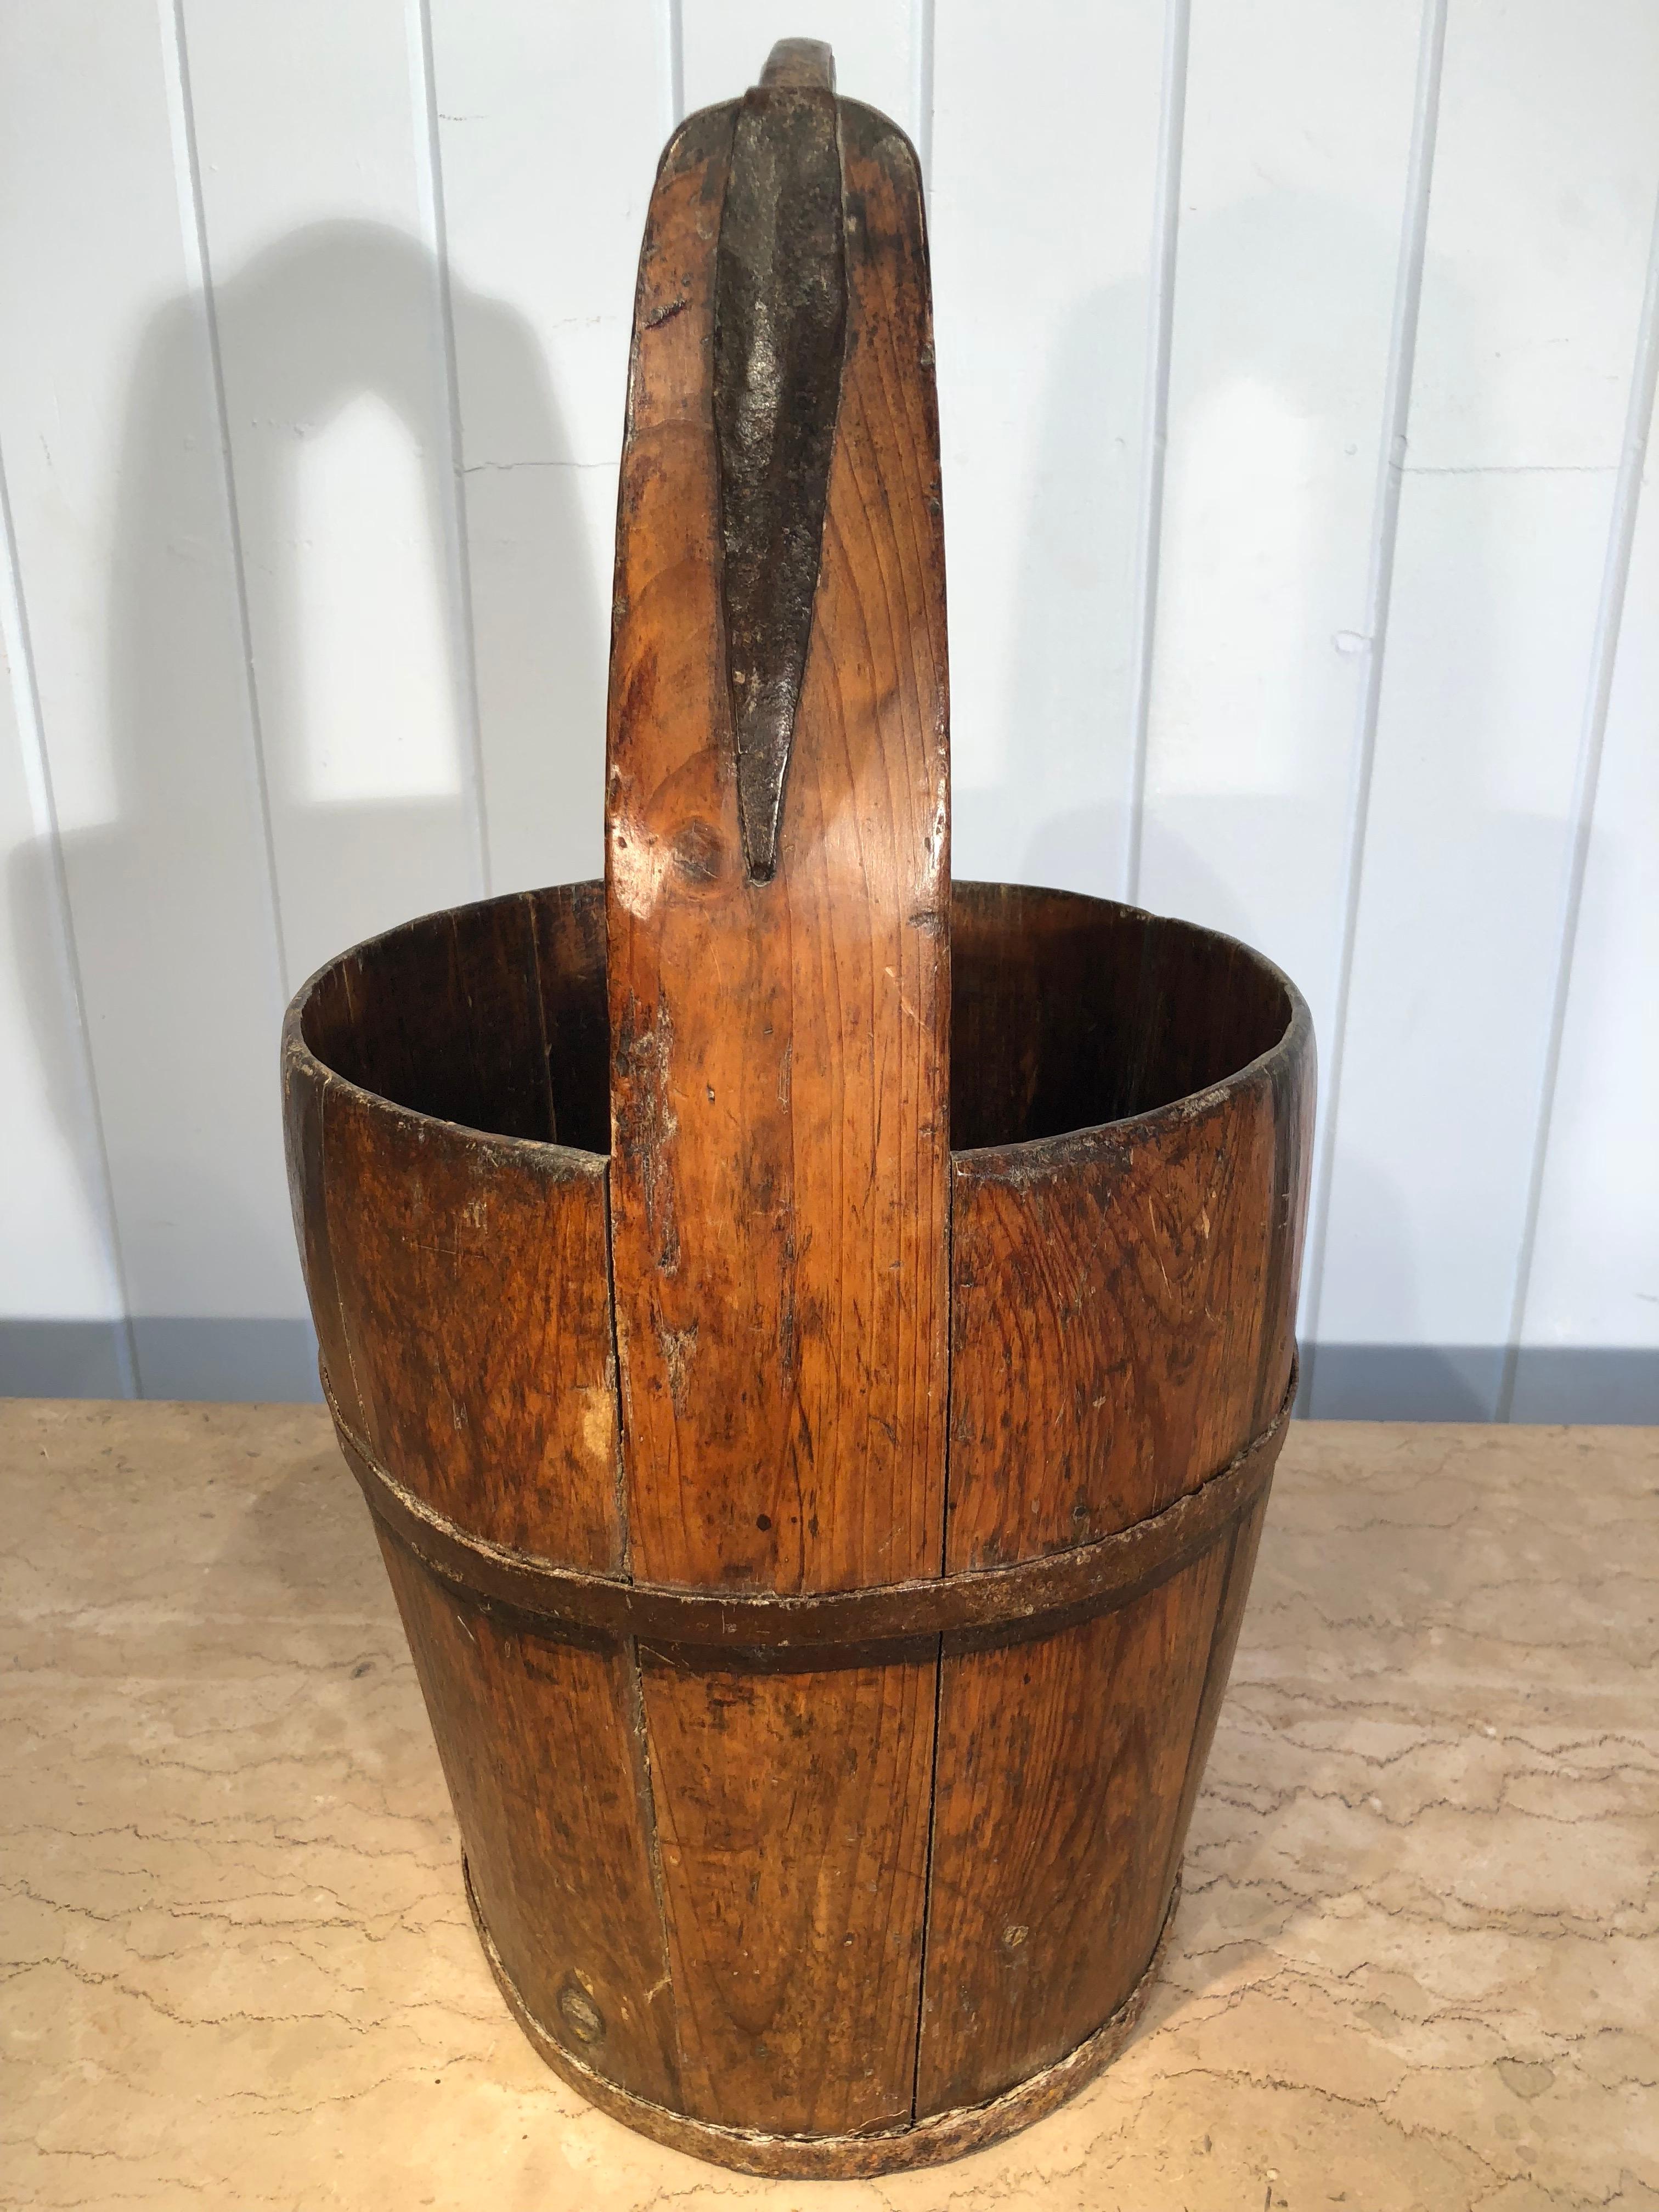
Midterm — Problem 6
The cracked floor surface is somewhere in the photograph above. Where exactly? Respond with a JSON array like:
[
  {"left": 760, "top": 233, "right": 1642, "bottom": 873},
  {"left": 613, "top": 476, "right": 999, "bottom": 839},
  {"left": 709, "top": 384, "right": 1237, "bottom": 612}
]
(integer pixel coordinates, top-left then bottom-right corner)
[{"left": 1, "top": 1401, "right": 1654, "bottom": 2211}]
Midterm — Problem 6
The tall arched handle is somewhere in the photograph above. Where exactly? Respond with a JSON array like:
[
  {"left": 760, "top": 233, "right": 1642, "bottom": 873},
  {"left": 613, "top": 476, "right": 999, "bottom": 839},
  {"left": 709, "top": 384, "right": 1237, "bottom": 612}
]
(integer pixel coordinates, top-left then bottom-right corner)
[{"left": 604, "top": 45, "right": 950, "bottom": 1596}]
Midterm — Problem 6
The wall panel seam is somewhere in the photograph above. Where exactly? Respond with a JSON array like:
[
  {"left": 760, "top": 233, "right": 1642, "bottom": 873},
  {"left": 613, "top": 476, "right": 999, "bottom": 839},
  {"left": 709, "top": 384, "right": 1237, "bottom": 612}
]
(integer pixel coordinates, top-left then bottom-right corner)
[
  {"left": 411, "top": 0, "right": 492, "bottom": 900},
  {"left": 1298, "top": 0, "right": 1447, "bottom": 1402},
  {"left": 662, "top": 0, "right": 685, "bottom": 132},
  {"left": 160, "top": 0, "right": 290, "bottom": 1011},
  {"left": 1122, "top": 0, "right": 1190, "bottom": 906},
  {"left": 1497, "top": 180, "right": 1659, "bottom": 1418},
  {"left": 0, "top": 441, "right": 140, "bottom": 1397},
  {"left": 911, "top": 0, "right": 935, "bottom": 199}
]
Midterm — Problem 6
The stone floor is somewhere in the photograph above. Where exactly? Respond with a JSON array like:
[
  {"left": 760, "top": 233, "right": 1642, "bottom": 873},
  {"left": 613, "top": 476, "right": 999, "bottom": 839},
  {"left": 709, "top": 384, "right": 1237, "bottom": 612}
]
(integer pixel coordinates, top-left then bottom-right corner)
[{"left": 1, "top": 1400, "right": 1654, "bottom": 2210}]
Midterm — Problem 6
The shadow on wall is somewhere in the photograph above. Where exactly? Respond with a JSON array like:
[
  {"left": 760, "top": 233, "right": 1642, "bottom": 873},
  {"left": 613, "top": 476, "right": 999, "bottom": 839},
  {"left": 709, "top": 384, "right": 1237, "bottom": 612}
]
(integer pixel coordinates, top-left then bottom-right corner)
[
  {"left": 957, "top": 182, "right": 1651, "bottom": 1419},
  {"left": 956, "top": 187, "right": 1444, "bottom": 1412},
  {"left": 6, "top": 207, "right": 1647, "bottom": 1415},
  {"left": 954, "top": 188, "right": 1427, "bottom": 907},
  {"left": 8, "top": 222, "right": 599, "bottom": 1400}
]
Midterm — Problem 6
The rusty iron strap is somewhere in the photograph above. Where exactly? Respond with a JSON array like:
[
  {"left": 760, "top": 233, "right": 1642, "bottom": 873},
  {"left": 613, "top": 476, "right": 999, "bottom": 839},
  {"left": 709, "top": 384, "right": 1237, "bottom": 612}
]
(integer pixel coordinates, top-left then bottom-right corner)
[{"left": 325, "top": 1362, "right": 1295, "bottom": 1662}]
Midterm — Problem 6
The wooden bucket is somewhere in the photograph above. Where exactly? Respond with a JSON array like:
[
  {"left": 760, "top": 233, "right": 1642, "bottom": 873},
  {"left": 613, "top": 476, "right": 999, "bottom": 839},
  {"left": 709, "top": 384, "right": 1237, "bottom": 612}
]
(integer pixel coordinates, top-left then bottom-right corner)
[{"left": 283, "top": 41, "right": 1313, "bottom": 2178}]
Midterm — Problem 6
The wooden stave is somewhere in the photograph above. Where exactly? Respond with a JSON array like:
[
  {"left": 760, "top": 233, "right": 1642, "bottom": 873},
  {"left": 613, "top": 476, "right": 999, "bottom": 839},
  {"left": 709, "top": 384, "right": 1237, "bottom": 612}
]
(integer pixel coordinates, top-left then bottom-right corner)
[{"left": 324, "top": 1356, "right": 1294, "bottom": 1657}]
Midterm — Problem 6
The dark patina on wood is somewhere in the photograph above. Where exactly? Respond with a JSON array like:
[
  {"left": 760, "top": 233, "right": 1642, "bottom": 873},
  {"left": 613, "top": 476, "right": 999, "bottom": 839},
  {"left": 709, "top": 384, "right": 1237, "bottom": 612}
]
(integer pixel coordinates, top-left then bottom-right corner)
[
  {"left": 714, "top": 37, "right": 846, "bottom": 881},
  {"left": 281, "top": 38, "right": 1316, "bottom": 2180}
]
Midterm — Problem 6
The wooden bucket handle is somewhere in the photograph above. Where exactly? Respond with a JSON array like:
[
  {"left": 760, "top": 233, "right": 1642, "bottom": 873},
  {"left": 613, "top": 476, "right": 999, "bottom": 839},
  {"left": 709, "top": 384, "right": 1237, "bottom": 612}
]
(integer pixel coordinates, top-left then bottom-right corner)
[{"left": 602, "top": 41, "right": 951, "bottom": 1594}]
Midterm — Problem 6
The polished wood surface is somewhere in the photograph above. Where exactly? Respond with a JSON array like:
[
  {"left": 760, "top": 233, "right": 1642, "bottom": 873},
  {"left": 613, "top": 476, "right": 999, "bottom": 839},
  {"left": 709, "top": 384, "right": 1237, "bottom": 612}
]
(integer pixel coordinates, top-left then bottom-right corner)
[
  {"left": 283, "top": 886, "right": 622, "bottom": 1567},
  {"left": 948, "top": 884, "right": 1313, "bottom": 1564},
  {"left": 377, "top": 1536, "right": 679, "bottom": 2107},
  {"left": 919, "top": 1553, "right": 1226, "bottom": 2114},
  {"left": 599, "top": 76, "right": 951, "bottom": 2132},
  {"left": 603, "top": 95, "right": 950, "bottom": 1598},
  {"left": 640, "top": 1647, "right": 937, "bottom": 2135},
  {"left": 280, "top": 39, "right": 1315, "bottom": 2178}
]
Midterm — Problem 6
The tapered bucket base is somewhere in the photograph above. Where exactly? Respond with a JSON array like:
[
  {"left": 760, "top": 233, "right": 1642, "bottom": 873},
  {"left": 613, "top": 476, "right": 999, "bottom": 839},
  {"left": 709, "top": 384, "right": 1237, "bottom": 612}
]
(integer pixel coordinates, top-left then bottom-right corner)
[{"left": 464, "top": 1858, "right": 1181, "bottom": 2179}]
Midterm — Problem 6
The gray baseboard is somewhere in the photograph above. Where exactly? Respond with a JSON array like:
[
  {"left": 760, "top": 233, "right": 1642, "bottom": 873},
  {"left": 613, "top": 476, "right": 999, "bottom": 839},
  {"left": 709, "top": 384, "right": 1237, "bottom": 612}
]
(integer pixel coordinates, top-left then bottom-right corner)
[
  {"left": 1506, "top": 1345, "right": 1659, "bottom": 1425},
  {"left": 1300, "top": 1342, "right": 1659, "bottom": 1422},
  {"left": 1, "top": 1320, "right": 1655, "bottom": 1420},
  {"left": 1301, "top": 1343, "right": 1503, "bottom": 1421},
  {"left": 128, "top": 1318, "right": 324, "bottom": 1403},
  {"left": 0, "top": 1318, "right": 322, "bottom": 1403},
  {"left": 0, "top": 1319, "right": 133, "bottom": 1398}
]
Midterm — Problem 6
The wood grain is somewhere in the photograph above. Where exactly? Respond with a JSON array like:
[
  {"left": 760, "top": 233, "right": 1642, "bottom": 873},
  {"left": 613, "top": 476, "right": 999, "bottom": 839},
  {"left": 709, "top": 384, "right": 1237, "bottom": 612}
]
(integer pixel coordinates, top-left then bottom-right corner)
[
  {"left": 917, "top": 1548, "right": 1228, "bottom": 2115},
  {"left": 1160, "top": 1481, "right": 1277, "bottom": 1917},
  {"left": 526, "top": 882, "right": 610, "bottom": 1153},
  {"left": 599, "top": 84, "right": 951, "bottom": 2140},
  {"left": 947, "top": 895, "right": 1313, "bottom": 1565},
  {"left": 376, "top": 1532, "right": 679, "bottom": 2106},
  {"left": 318, "top": 1093, "right": 620, "bottom": 1566},
  {"left": 919, "top": 888, "right": 1313, "bottom": 2117},
  {"left": 283, "top": 888, "right": 622, "bottom": 1568},
  {"left": 639, "top": 1648, "right": 936, "bottom": 2133},
  {"left": 604, "top": 99, "right": 950, "bottom": 1596}
]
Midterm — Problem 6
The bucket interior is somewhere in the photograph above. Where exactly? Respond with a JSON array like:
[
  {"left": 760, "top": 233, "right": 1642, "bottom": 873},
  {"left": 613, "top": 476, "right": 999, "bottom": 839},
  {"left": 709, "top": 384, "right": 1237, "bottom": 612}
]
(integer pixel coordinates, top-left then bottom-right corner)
[{"left": 297, "top": 879, "right": 1295, "bottom": 1156}]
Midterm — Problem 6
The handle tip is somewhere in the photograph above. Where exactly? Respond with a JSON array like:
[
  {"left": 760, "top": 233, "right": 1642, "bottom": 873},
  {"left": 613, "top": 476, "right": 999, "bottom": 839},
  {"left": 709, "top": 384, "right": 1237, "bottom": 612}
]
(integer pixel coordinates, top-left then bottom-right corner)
[{"left": 760, "top": 38, "right": 836, "bottom": 93}]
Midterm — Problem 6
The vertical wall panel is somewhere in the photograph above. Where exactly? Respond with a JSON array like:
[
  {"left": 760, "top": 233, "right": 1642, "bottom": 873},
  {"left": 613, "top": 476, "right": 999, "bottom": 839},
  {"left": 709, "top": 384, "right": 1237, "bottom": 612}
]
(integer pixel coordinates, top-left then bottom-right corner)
[
  {"left": 932, "top": 0, "right": 1164, "bottom": 894},
  {"left": 0, "top": 0, "right": 305, "bottom": 1397},
  {"left": 1138, "top": 0, "right": 1421, "bottom": 1064},
  {"left": 0, "top": 471, "right": 130, "bottom": 1392},
  {"left": 180, "top": 0, "right": 483, "bottom": 993},
  {"left": 427, "top": 1, "right": 665, "bottom": 896},
  {"left": 1514, "top": 405, "right": 1659, "bottom": 1421},
  {"left": 1311, "top": 0, "right": 1659, "bottom": 1415}
]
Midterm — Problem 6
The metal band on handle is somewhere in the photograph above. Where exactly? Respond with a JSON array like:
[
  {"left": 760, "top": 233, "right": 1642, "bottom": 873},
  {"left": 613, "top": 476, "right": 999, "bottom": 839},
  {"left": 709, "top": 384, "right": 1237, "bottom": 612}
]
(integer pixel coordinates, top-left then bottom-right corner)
[{"left": 326, "top": 1362, "right": 1294, "bottom": 1660}]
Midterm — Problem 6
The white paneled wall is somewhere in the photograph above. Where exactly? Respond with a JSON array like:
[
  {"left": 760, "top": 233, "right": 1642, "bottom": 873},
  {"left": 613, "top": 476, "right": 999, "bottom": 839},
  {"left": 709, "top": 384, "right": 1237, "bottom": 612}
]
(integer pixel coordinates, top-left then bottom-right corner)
[{"left": 1, "top": 0, "right": 1654, "bottom": 1417}]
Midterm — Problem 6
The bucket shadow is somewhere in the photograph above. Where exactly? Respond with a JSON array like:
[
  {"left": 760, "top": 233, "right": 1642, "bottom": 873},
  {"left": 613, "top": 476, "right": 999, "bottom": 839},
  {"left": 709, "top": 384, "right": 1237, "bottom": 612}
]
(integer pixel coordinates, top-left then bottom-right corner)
[{"left": 9, "top": 219, "right": 600, "bottom": 1398}]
